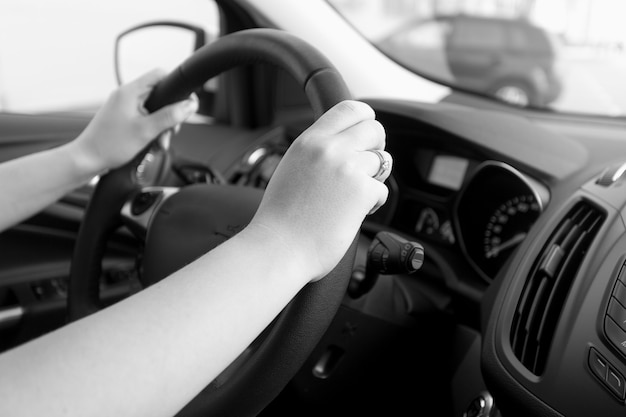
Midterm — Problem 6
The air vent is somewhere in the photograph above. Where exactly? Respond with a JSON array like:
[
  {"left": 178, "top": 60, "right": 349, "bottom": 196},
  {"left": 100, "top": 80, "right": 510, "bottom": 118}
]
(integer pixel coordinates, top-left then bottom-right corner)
[{"left": 510, "top": 200, "right": 605, "bottom": 375}]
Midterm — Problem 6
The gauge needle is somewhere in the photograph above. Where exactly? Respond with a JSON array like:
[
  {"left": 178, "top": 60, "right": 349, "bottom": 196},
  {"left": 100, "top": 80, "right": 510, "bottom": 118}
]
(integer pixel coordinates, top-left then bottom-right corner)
[{"left": 485, "top": 232, "right": 527, "bottom": 259}]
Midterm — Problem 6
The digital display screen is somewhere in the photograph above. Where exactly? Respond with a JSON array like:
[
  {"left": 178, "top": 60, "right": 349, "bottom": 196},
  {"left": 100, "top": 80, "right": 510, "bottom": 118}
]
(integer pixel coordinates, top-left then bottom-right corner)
[{"left": 427, "top": 155, "right": 469, "bottom": 190}]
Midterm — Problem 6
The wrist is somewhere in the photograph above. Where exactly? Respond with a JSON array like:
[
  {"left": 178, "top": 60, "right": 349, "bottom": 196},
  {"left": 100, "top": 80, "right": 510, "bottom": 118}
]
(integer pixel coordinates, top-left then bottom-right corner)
[
  {"left": 62, "top": 138, "right": 106, "bottom": 184},
  {"left": 239, "top": 221, "right": 316, "bottom": 287}
]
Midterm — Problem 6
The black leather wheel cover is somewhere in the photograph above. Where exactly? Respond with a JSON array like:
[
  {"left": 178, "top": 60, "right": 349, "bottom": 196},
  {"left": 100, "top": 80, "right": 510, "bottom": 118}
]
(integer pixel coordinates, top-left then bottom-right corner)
[{"left": 68, "top": 28, "right": 354, "bottom": 417}]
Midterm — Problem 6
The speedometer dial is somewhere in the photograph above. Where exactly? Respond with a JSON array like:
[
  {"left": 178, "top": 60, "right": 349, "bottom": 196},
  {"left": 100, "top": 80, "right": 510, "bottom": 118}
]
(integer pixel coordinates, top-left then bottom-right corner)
[
  {"left": 455, "top": 162, "right": 548, "bottom": 281},
  {"left": 483, "top": 194, "right": 541, "bottom": 276}
]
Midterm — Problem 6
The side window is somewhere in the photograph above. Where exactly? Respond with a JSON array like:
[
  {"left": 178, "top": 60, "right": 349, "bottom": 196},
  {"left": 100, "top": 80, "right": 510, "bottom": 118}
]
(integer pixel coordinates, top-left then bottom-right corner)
[
  {"left": 524, "top": 27, "right": 553, "bottom": 55},
  {"left": 0, "top": 0, "right": 219, "bottom": 113},
  {"left": 451, "top": 20, "right": 506, "bottom": 50},
  {"left": 508, "top": 26, "right": 529, "bottom": 51}
]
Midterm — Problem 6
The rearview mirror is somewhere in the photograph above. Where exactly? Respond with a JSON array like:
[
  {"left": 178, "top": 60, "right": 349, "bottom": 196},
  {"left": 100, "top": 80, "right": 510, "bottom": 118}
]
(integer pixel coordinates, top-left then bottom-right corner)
[{"left": 114, "top": 21, "right": 206, "bottom": 85}]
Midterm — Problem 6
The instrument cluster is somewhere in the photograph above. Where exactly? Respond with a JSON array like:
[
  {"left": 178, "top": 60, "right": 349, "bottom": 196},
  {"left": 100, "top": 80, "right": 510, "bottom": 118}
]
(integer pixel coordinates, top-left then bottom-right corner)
[
  {"left": 454, "top": 162, "right": 549, "bottom": 281},
  {"left": 394, "top": 151, "right": 549, "bottom": 282}
]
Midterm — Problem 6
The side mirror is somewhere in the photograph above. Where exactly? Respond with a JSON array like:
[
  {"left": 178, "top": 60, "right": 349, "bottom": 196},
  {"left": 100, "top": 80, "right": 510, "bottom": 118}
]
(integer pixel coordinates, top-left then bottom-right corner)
[{"left": 114, "top": 21, "right": 206, "bottom": 86}]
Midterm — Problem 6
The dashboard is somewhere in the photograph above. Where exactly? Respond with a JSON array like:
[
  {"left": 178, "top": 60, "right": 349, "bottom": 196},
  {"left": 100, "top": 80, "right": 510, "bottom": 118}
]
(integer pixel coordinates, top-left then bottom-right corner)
[
  {"left": 365, "top": 99, "right": 581, "bottom": 292},
  {"left": 361, "top": 99, "right": 626, "bottom": 417},
  {"left": 358, "top": 98, "right": 626, "bottom": 417},
  {"left": 389, "top": 146, "right": 548, "bottom": 283}
]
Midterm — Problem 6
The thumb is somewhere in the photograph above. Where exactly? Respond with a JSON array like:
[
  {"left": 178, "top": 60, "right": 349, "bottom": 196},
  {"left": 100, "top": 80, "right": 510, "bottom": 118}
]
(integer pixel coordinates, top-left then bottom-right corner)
[{"left": 144, "top": 94, "right": 199, "bottom": 139}]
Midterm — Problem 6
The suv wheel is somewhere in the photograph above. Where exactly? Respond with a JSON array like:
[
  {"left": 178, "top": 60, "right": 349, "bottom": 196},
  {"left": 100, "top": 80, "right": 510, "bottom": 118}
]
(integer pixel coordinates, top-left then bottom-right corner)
[{"left": 491, "top": 82, "right": 534, "bottom": 107}]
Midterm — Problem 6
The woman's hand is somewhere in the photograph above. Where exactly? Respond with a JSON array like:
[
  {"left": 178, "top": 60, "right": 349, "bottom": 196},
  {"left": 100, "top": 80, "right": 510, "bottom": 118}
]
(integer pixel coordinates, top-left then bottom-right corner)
[
  {"left": 70, "top": 69, "right": 198, "bottom": 175},
  {"left": 250, "top": 100, "right": 392, "bottom": 282}
]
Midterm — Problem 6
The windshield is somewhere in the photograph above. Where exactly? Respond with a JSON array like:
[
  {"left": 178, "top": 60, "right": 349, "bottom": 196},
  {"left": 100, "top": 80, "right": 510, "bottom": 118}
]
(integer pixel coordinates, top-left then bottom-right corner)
[{"left": 328, "top": 0, "right": 626, "bottom": 117}]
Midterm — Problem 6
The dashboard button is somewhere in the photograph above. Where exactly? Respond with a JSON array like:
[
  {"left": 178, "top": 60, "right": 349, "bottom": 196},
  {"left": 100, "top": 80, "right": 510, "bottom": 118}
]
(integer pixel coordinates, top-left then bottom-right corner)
[
  {"left": 589, "top": 348, "right": 608, "bottom": 381},
  {"left": 608, "top": 298, "right": 626, "bottom": 332},
  {"left": 588, "top": 348, "right": 626, "bottom": 400},
  {"left": 607, "top": 366, "right": 626, "bottom": 400},
  {"left": 131, "top": 191, "right": 161, "bottom": 216},
  {"left": 605, "top": 317, "right": 626, "bottom": 356},
  {"left": 618, "top": 263, "right": 626, "bottom": 284},
  {"left": 613, "top": 281, "right": 626, "bottom": 308}
]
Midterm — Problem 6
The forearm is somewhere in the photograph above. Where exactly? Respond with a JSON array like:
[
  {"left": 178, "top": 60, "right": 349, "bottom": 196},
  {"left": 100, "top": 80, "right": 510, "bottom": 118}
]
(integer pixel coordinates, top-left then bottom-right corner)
[
  {"left": 0, "top": 70, "right": 198, "bottom": 234},
  {"left": 0, "top": 140, "right": 99, "bottom": 231},
  {"left": 0, "top": 224, "right": 309, "bottom": 417}
]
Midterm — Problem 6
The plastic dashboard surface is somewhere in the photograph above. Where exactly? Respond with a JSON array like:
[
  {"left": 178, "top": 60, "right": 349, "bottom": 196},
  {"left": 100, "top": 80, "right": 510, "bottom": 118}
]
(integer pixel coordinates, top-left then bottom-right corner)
[
  {"left": 481, "top": 176, "right": 626, "bottom": 417},
  {"left": 366, "top": 99, "right": 582, "bottom": 287},
  {"left": 364, "top": 98, "right": 626, "bottom": 416}
]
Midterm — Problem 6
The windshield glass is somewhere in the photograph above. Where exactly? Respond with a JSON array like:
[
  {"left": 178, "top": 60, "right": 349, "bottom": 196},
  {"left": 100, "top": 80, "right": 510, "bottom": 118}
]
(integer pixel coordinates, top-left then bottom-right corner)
[{"left": 328, "top": 0, "right": 626, "bottom": 117}]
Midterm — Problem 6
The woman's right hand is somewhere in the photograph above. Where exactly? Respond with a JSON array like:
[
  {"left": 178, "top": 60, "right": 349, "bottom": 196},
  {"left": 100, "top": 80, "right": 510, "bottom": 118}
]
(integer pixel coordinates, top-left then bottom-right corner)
[
  {"left": 250, "top": 100, "right": 392, "bottom": 282},
  {"left": 70, "top": 69, "right": 198, "bottom": 176}
]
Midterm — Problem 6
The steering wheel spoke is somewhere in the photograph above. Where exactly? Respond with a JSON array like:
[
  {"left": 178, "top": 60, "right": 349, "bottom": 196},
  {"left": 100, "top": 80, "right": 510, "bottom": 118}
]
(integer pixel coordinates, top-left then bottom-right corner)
[{"left": 121, "top": 186, "right": 180, "bottom": 239}]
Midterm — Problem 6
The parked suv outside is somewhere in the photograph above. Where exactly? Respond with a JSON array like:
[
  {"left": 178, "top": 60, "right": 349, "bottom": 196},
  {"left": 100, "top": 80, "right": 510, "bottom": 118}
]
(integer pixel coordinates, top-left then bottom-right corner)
[{"left": 378, "top": 14, "right": 563, "bottom": 107}]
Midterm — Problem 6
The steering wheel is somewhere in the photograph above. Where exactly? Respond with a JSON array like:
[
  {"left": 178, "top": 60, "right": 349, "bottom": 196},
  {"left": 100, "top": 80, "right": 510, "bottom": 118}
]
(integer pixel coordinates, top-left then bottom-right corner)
[{"left": 68, "top": 28, "right": 354, "bottom": 416}]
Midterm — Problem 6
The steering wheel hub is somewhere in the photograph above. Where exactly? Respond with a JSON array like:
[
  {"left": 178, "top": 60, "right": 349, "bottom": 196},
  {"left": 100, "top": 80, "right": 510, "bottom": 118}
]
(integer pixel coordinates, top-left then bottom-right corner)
[{"left": 142, "top": 184, "right": 263, "bottom": 286}]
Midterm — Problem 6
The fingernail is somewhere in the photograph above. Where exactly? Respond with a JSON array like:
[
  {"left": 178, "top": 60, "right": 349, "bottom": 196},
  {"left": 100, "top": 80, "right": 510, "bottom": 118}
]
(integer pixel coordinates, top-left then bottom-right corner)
[{"left": 184, "top": 98, "right": 198, "bottom": 113}]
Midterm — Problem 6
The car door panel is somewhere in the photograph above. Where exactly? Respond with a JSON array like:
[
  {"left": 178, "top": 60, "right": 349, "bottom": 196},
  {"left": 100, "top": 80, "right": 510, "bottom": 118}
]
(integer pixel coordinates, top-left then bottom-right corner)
[{"left": 0, "top": 112, "right": 139, "bottom": 351}]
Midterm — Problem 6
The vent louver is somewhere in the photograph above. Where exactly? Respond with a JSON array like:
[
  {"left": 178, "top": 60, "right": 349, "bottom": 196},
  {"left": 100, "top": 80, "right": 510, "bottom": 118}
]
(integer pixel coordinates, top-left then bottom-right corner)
[{"left": 510, "top": 200, "right": 605, "bottom": 375}]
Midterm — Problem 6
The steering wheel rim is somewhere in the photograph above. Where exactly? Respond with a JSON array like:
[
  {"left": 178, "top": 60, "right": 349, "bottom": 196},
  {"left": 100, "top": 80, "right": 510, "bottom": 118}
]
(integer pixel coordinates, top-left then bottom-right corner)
[{"left": 68, "top": 28, "right": 354, "bottom": 416}]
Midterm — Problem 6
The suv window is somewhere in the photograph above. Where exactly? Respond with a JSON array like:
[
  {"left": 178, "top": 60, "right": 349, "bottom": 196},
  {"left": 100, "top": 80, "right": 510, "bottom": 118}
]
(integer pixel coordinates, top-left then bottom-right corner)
[
  {"left": 508, "top": 25, "right": 531, "bottom": 50},
  {"left": 524, "top": 26, "right": 554, "bottom": 55},
  {"left": 451, "top": 19, "right": 506, "bottom": 50}
]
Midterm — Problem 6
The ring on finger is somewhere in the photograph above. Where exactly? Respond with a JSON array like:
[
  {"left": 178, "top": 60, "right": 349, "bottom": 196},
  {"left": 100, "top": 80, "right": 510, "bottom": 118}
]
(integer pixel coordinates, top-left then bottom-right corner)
[{"left": 369, "top": 149, "right": 391, "bottom": 181}]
